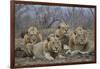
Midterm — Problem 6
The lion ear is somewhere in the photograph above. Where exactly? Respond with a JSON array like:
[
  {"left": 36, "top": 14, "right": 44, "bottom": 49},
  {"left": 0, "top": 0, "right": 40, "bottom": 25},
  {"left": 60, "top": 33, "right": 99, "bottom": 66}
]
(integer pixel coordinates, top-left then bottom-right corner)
[{"left": 56, "top": 35, "right": 59, "bottom": 38}]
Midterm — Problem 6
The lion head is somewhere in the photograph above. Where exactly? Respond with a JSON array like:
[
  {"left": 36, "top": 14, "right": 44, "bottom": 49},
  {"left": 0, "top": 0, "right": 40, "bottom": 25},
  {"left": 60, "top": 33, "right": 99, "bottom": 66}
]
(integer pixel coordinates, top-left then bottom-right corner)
[
  {"left": 55, "top": 23, "right": 70, "bottom": 39},
  {"left": 58, "top": 23, "right": 69, "bottom": 34},
  {"left": 46, "top": 36, "right": 62, "bottom": 53},
  {"left": 27, "top": 26, "right": 42, "bottom": 44}
]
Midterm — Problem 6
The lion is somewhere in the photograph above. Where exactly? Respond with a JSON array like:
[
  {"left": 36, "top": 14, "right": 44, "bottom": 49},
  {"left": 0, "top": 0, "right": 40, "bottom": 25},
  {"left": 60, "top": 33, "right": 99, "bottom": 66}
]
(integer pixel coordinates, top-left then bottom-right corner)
[
  {"left": 54, "top": 23, "right": 72, "bottom": 55},
  {"left": 47, "top": 33, "right": 68, "bottom": 58},
  {"left": 32, "top": 36, "right": 63, "bottom": 60},
  {"left": 55, "top": 23, "right": 70, "bottom": 45},
  {"left": 68, "top": 26, "right": 93, "bottom": 55},
  {"left": 23, "top": 26, "right": 42, "bottom": 56}
]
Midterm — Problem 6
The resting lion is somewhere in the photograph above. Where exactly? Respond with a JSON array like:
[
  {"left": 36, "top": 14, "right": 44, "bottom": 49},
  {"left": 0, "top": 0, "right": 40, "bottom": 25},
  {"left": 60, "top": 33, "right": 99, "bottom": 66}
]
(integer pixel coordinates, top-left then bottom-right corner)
[
  {"left": 32, "top": 36, "right": 63, "bottom": 60},
  {"left": 23, "top": 26, "right": 42, "bottom": 56},
  {"left": 55, "top": 23, "right": 70, "bottom": 46},
  {"left": 69, "top": 26, "right": 93, "bottom": 55},
  {"left": 55, "top": 23, "right": 69, "bottom": 39}
]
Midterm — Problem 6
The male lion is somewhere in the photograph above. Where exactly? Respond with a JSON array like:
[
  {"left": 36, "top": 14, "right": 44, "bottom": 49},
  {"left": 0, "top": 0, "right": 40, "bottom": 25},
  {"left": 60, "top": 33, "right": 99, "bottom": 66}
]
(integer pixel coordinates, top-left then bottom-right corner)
[
  {"left": 24, "top": 26, "right": 42, "bottom": 44},
  {"left": 32, "top": 36, "right": 62, "bottom": 60},
  {"left": 54, "top": 23, "right": 72, "bottom": 55},
  {"left": 55, "top": 23, "right": 70, "bottom": 45},
  {"left": 23, "top": 26, "right": 42, "bottom": 56},
  {"left": 69, "top": 26, "right": 92, "bottom": 55}
]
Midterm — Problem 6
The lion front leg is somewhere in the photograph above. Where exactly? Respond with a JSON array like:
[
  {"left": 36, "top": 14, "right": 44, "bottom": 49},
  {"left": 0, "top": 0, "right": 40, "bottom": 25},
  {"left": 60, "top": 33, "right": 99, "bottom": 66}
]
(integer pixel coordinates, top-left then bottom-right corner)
[
  {"left": 44, "top": 52, "right": 54, "bottom": 61},
  {"left": 58, "top": 54, "right": 66, "bottom": 59}
]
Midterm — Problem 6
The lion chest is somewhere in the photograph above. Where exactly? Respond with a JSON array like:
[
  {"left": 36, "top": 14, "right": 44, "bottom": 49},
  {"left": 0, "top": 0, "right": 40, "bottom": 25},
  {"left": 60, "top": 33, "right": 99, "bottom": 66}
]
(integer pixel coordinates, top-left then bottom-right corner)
[{"left": 33, "top": 42, "right": 45, "bottom": 59}]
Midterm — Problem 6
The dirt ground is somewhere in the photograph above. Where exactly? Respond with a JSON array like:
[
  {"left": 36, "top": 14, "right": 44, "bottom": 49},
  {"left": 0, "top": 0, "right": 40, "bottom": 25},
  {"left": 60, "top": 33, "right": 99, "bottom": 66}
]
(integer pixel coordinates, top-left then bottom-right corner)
[{"left": 15, "top": 52, "right": 95, "bottom": 66}]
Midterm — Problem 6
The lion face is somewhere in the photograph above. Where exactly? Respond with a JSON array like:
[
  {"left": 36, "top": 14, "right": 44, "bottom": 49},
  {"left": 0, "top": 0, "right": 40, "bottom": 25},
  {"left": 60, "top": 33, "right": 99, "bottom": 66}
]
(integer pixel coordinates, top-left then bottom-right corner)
[
  {"left": 55, "top": 23, "right": 70, "bottom": 39},
  {"left": 59, "top": 23, "right": 69, "bottom": 33},
  {"left": 47, "top": 37, "right": 62, "bottom": 53},
  {"left": 75, "top": 33, "right": 87, "bottom": 45},
  {"left": 75, "top": 27, "right": 87, "bottom": 45},
  {"left": 75, "top": 26, "right": 83, "bottom": 35},
  {"left": 30, "top": 34, "right": 38, "bottom": 44},
  {"left": 27, "top": 26, "right": 42, "bottom": 44}
]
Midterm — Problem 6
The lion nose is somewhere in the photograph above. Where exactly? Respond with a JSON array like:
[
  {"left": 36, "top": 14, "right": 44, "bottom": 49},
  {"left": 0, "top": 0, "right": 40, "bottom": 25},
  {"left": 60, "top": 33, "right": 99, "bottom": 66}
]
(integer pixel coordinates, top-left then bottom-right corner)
[{"left": 55, "top": 47, "right": 58, "bottom": 50}]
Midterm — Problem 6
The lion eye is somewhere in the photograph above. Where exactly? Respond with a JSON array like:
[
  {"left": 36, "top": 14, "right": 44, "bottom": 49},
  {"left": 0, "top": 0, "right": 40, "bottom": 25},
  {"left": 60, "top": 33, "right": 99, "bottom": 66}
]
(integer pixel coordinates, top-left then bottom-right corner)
[{"left": 56, "top": 35, "right": 59, "bottom": 38}]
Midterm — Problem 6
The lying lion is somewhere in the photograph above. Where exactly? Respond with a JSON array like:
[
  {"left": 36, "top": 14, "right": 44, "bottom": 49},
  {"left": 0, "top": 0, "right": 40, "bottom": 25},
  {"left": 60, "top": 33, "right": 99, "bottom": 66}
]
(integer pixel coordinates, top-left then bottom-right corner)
[
  {"left": 69, "top": 26, "right": 94, "bottom": 55},
  {"left": 23, "top": 26, "right": 42, "bottom": 56},
  {"left": 32, "top": 35, "right": 65, "bottom": 60}
]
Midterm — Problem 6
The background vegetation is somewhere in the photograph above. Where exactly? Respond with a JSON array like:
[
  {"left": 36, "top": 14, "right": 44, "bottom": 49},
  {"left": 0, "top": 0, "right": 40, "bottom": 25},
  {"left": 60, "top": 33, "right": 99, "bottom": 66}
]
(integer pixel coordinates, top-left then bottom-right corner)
[{"left": 15, "top": 4, "right": 95, "bottom": 38}]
